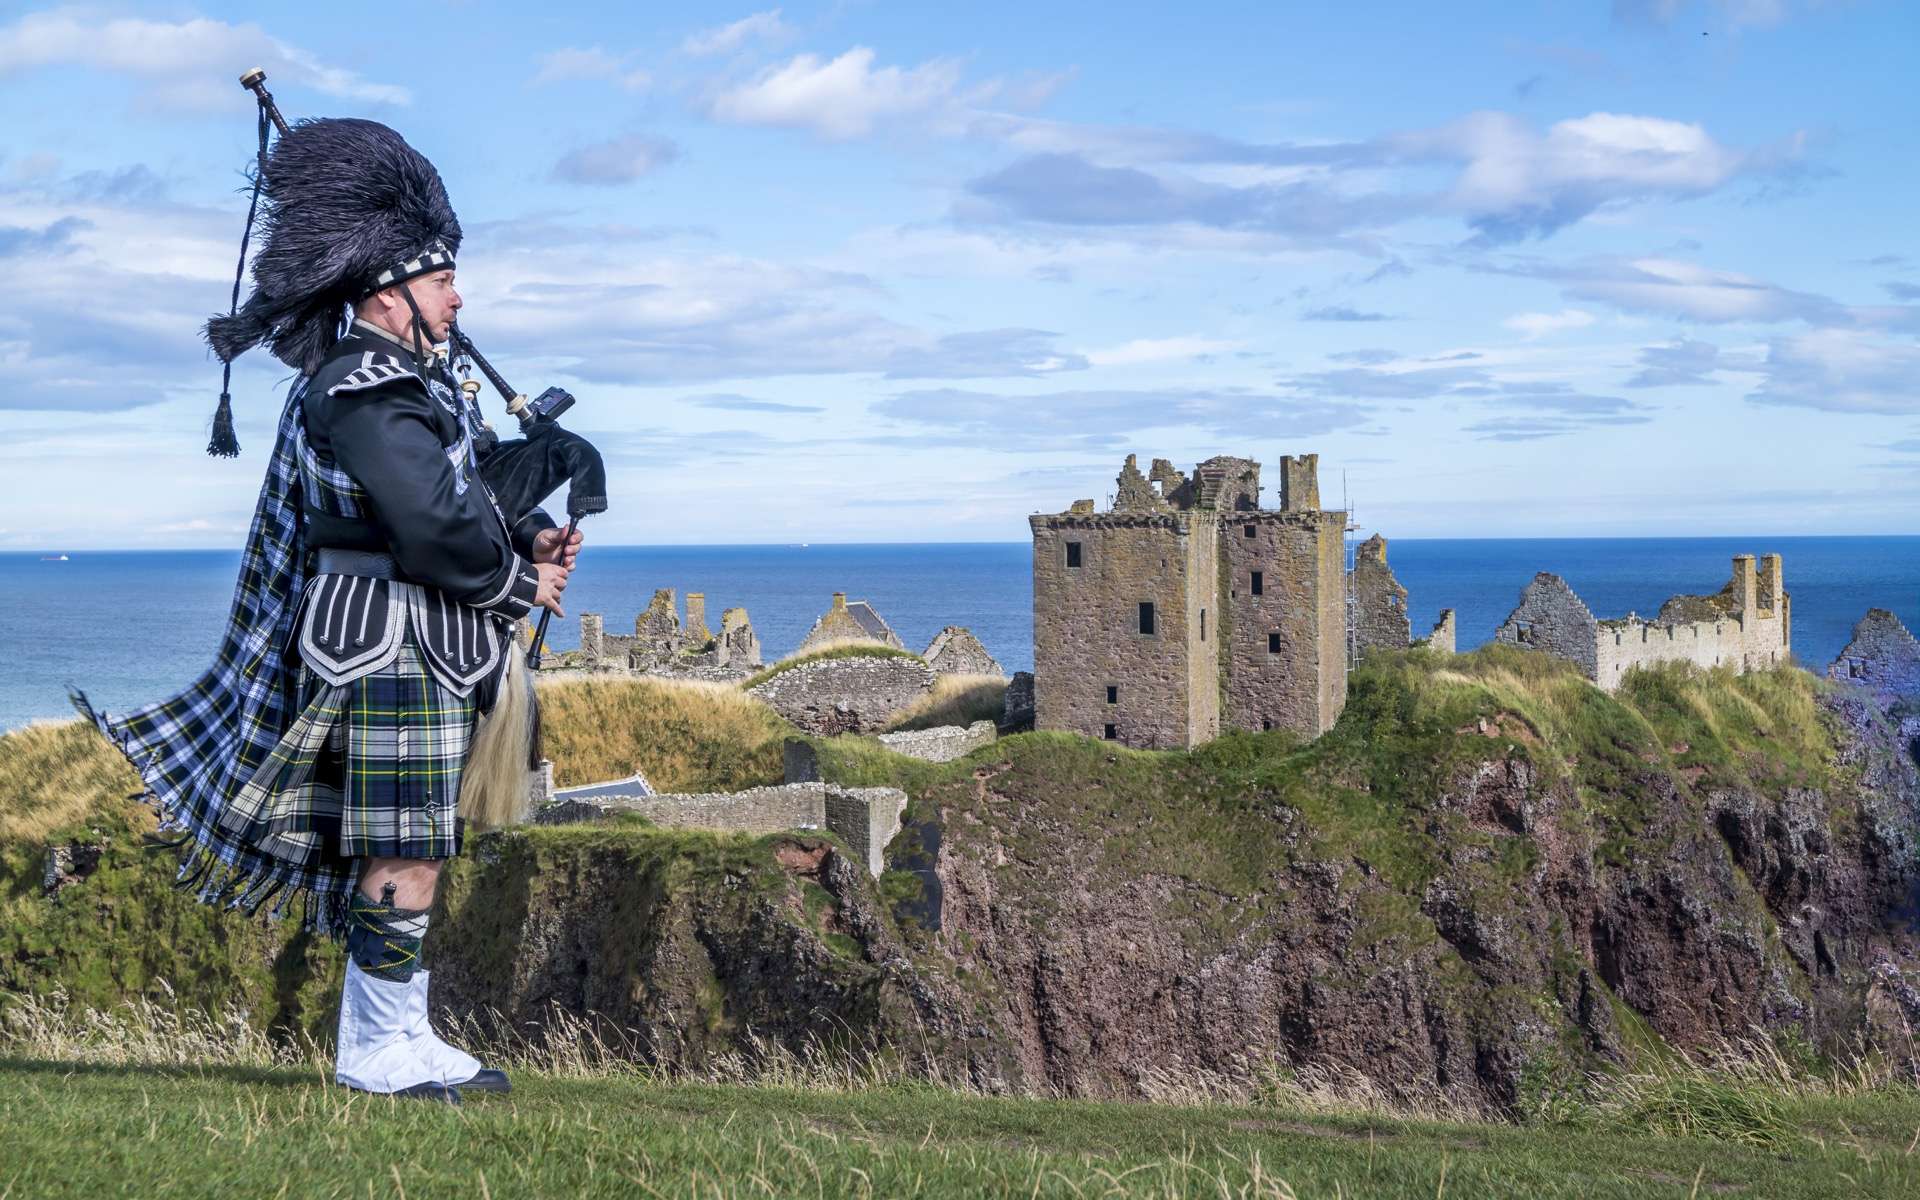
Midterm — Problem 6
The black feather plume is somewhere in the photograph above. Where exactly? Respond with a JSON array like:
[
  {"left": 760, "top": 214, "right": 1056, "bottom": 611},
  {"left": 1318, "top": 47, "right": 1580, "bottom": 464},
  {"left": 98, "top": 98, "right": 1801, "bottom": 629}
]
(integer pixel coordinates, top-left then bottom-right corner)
[{"left": 205, "top": 118, "right": 461, "bottom": 374}]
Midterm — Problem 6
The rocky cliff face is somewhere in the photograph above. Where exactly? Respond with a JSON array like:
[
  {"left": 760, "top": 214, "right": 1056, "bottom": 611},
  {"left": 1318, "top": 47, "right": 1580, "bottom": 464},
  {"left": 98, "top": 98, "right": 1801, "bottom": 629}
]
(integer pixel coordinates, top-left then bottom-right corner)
[
  {"left": 873, "top": 653, "right": 1920, "bottom": 1109},
  {"left": 9, "top": 651, "right": 1918, "bottom": 1114},
  {"left": 425, "top": 822, "right": 1017, "bottom": 1088}
]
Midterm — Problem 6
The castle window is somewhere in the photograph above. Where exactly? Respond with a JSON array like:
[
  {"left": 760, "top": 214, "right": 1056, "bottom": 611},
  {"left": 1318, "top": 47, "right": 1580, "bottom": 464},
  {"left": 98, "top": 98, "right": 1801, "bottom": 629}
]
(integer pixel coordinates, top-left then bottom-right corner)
[
  {"left": 1065, "top": 541, "right": 1082, "bottom": 569},
  {"left": 1138, "top": 602, "right": 1156, "bottom": 636},
  {"left": 1848, "top": 658, "right": 1864, "bottom": 679},
  {"left": 1261, "top": 718, "right": 1273, "bottom": 731},
  {"left": 1267, "top": 631, "right": 1281, "bottom": 654},
  {"left": 1243, "top": 524, "right": 1256, "bottom": 538},
  {"left": 1251, "top": 571, "right": 1264, "bottom": 596},
  {"left": 1200, "top": 609, "right": 1207, "bottom": 641},
  {"left": 1514, "top": 620, "right": 1536, "bottom": 646},
  {"left": 1106, "top": 685, "right": 1118, "bottom": 704},
  {"left": 1103, "top": 723, "right": 1117, "bottom": 740}
]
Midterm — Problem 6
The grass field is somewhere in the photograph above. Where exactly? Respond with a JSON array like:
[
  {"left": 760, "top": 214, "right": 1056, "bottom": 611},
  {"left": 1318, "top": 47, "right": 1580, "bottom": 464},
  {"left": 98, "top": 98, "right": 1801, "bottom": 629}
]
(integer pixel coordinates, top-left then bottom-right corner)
[{"left": 0, "top": 1059, "right": 1915, "bottom": 1198}]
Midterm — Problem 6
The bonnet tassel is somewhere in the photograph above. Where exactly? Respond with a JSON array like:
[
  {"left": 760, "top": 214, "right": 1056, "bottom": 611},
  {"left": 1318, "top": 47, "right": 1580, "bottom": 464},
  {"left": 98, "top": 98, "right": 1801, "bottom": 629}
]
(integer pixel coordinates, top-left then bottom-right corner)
[{"left": 207, "top": 387, "right": 240, "bottom": 458}]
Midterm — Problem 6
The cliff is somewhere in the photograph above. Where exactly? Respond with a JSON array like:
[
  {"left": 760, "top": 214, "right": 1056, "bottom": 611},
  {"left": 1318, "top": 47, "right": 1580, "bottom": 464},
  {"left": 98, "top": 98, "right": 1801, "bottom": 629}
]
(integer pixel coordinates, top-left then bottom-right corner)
[{"left": 5, "top": 648, "right": 1918, "bottom": 1112}]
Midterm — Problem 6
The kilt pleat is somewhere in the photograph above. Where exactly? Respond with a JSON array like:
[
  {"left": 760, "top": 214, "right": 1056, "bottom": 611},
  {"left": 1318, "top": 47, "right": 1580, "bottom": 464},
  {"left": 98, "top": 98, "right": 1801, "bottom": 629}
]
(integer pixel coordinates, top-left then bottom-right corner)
[{"left": 221, "top": 632, "right": 474, "bottom": 863}]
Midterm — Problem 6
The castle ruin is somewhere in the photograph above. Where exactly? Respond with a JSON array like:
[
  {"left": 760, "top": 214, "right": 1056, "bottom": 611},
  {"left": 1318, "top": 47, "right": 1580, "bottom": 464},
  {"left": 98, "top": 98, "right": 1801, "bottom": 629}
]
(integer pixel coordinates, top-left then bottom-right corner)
[
  {"left": 1494, "top": 554, "right": 1791, "bottom": 690},
  {"left": 566, "top": 588, "right": 764, "bottom": 680},
  {"left": 1351, "top": 534, "right": 1456, "bottom": 660},
  {"left": 1030, "top": 452, "right": 1348, "bottom": 749},
  {"left": 1830, "top": 609, "right": 1920, "bottom": 699}
]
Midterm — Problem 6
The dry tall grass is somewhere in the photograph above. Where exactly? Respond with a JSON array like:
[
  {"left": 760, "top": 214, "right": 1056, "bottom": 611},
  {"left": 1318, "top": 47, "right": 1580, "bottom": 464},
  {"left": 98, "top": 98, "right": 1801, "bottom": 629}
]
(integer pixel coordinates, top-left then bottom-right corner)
[
  {"left": 535, "top": 674, "right": 794, "bottom": 791},
  {"left": 0, "top": 718, "right": 139, "bottom": 844},
  {"left": 882, "top": 673, "right": 1007, "bottom": 733}
]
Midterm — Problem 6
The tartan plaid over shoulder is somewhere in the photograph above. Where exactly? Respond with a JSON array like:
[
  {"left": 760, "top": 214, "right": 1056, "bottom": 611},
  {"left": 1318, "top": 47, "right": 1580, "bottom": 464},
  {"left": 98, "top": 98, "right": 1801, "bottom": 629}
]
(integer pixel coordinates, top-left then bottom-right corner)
[{"left": 73, "top": 379, "right": 362, "bottom": 936}]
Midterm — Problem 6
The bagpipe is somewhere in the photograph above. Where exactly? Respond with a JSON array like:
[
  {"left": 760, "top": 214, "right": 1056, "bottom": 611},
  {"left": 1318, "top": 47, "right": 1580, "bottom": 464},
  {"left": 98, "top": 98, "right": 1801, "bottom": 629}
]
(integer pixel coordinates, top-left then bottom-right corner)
[{"left": 233, "top": 70, "right": 606, "bottom": 666}]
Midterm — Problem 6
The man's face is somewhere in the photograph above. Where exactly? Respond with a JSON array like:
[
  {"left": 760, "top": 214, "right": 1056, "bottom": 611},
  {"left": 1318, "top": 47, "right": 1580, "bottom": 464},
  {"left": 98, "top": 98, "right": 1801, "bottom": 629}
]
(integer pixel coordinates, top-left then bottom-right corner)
[{"left": 406, "top": 269, "right": 461, "bottom": 342}]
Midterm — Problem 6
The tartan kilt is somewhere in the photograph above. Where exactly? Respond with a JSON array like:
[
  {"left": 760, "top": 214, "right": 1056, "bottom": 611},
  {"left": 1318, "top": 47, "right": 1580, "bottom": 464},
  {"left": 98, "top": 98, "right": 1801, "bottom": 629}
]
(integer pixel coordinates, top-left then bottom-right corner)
[
  {"left": 309, "top": 631, "right": 475, "bottom": 859},
  {"left": 224, "top": 625, "right": 478, "bottom": 865}
]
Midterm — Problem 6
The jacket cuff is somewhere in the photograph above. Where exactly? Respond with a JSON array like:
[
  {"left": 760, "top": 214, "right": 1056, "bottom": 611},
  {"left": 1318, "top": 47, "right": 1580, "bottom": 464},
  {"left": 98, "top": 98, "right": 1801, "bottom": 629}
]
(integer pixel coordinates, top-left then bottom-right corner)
[
  {"left": 510, "top": 507, "right": 558, "bottom": 559},
  {"left": 476, "top": 553, "right": 541, "bottom": 620}
]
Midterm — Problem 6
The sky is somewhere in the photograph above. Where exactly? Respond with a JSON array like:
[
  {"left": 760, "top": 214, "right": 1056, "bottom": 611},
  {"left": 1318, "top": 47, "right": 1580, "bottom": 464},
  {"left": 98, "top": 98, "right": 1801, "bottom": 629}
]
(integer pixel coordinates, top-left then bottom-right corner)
[{"left": 1, "top": 0, "right": 1915, "bottom": 549}]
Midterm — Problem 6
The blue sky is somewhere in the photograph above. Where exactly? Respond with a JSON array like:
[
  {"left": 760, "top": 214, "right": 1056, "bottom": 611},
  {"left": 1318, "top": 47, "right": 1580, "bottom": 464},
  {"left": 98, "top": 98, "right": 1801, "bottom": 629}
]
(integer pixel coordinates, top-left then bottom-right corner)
[{"left": 1, "top": 0, "right": 1915, "bottom": 549}]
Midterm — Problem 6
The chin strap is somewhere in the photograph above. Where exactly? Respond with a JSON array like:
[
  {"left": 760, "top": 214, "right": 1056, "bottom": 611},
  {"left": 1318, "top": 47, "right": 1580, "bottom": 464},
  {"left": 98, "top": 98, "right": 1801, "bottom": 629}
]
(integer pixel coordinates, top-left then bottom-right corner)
[{"left": 395, "top": 284, "right": 436, "bottom": 391}]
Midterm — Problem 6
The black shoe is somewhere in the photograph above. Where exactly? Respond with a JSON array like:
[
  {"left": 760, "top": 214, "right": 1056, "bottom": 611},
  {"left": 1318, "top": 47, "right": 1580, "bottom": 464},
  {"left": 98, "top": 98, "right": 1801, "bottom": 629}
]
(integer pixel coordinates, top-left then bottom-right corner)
[
  {"left": 455, "top": 1068, "right": 511, "bottom": 1094},
  {"left": 350, "top": 1081, "right": 463, "bottom": 1104}
]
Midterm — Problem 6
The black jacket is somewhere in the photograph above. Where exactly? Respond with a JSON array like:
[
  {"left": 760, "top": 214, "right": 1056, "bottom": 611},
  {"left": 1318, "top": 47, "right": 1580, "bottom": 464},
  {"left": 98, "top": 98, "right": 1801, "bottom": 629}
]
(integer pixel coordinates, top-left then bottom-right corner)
[{"left": 302, "top": 330, "right": 551, "bottom": 621}]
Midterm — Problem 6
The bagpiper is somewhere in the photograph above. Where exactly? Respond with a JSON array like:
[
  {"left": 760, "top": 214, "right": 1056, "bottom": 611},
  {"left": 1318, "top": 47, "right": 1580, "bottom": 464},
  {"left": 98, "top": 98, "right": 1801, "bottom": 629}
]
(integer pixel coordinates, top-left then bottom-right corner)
[{"left": 76, "top": 115, "right": 580, "bottom": 1103}]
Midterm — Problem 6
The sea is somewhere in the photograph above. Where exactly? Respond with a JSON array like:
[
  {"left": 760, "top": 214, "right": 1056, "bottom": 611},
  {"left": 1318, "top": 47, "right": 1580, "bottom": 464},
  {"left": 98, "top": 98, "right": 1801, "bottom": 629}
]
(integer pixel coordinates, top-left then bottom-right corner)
[{"left": 2, "top": 537, "right": 1915, "bottom": 733}]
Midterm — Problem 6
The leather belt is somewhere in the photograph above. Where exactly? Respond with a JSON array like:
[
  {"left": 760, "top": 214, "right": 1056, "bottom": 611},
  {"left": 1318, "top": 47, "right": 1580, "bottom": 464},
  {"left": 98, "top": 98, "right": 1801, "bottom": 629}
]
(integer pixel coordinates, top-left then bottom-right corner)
[{"left": 314, "top": 548, "right": 409, "bottom": 581}]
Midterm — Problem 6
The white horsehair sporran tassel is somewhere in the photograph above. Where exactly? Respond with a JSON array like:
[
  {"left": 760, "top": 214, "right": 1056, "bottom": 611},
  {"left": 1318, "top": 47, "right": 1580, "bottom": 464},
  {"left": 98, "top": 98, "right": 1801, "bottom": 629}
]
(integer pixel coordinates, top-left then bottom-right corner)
[{"left": 457, "top": 644, "right": 535, "bottom": 829}]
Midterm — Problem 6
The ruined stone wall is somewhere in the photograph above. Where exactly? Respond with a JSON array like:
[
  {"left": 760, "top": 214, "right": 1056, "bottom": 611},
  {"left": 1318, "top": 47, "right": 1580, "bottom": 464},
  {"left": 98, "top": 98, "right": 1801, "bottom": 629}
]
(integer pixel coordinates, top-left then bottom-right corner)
[
  {"left": 1498, "top": 559, "right": 1790, "bottom": 690},
  {"left": 1352, "top": 534, "right": 1411, "bottom": 661},
  {"left": 922, "top": 626, "right": 1004, "bottom": 677},
  {"left": 1494, "top": 574, "right": 1601, "bottom": 679},
  {"left": 747, "top": 654, "right": 937, "bottom": 735},
  {"left": 1830, "top": 609, "right": 1920, "bottom": 697},
  {"left": 536, "top": 783, "right": 827, "bottom": 838},
  {"left": 875, "top": 719, "right": 998, "bottom": 763},
  {"left": 1422, "top": 610, "right": 1457, "bottom": 654},
  {"left": 535, "top": 781, "right": 905, "bottom": 877},
  {"left": 1221, "top": 510, "right": 1346, "bottom": 737},
  {"left": 1593, "top": 612, "right": 1784, "bottom": 689},
  {"left": 823, "top": 786, "right": 909, "bottom": 878},
  {"left": 1030, "top": 511, "right": 1208, "bottom": 749},
  {"left": 1314, "top": 516, "right": 1349, "bottom": 728},
  {"left": 1594, "top": 557, "right": 1790, "bottom": 690},
  {"left": 718, "top": 607, "right": 762, "bottom": 668},
  {"left": 1184, "top": 511, "right": 1222, "bottom": 745},
  {"left": 684, "top": 593, "right": 713, "bottom": 644},
  {"left": 579, "top": 614, "right": 605, "bottom": 661}
]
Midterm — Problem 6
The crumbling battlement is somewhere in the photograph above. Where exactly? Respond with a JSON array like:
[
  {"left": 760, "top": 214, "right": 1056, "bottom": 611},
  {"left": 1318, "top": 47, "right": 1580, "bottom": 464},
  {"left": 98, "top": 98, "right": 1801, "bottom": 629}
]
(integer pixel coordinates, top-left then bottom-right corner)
[
  {"left": 1352, "top": 534, "right": 1411, "bottom": 662},
  {"left": 1830, "top": 609, "right": 1920, "bottom": 701},
  {"left": 1030, "top": 451, "right": 1349, "bottom": 750},
  {"left": 1495, "top": 555, "right": 1791, "bottom": 690},
  {"left": 1348, "top": 534, "right": 1454, "bottom": 663},
  {"left": 554, "top": 588, "right": 764, "bottom": 681}
]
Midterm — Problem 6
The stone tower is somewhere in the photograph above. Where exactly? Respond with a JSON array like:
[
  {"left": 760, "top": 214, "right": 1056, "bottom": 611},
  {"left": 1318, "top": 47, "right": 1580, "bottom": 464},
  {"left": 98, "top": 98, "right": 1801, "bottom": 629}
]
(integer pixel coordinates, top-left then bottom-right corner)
[{"left": 1029, "top": 451, "right": 1349, "bottom": 750}]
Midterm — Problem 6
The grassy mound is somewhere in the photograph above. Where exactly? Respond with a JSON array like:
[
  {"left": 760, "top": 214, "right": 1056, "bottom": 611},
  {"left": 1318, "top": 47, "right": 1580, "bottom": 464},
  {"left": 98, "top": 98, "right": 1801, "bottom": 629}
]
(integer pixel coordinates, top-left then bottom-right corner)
[
  {"left": 738, "top": 640, "right": 923, "bottom": 691},
  {"left": 535, "top": 674, "right": 794, "bottom": 790},
  {"left": 882, "top": 672, "right": 1007, "bottom": 732}
]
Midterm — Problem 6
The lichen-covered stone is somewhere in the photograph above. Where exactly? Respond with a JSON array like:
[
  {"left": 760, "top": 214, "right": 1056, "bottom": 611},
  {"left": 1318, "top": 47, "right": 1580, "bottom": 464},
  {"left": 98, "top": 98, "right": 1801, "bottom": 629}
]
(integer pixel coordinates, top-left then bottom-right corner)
[
  {"left": 875, "top": 720, "right": 997, "bottom": 763},
  {"left": 748, "top": 654, "right": 936, "bottom": 735},
  {"left": 921, "top": 627, "right": 1003, "bottom": 677},
  {"left": 1830, "top": 608, "right": 1920, "bottom": 700},
  {"left": 1029, "top": 451, "right": 1345, "bottom": 749}
]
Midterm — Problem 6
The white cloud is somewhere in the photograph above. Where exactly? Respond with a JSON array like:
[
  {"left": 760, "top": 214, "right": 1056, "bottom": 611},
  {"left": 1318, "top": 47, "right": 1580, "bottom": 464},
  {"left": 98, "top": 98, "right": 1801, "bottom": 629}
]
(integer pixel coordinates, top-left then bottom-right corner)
[
  {"left": 682, "top": 10, "right": 791, "bottom": 57},
  {"left": 0, "top": 8, "right": 409, "bottom": 109},
  {"left": 1400, "top": 111, "right": 1762, "bottom": 240},
  {"left": 1748, "top": 331, "right": 1920, "bottom": 414},
  {"left": 1522, "top": 256, "right": 1848, "bottom": 324},
  {"left": 551, "top": 134, "right": 681, "bottom": 185},
  {"left": 1502, "top": 309, "right": 1596, "bottom": 339},
  {"left": 1084, "top": 335, "right": 1244, "bottom": 367},
  {"left": 530, "top": 47, "right": 651, "bottom": 91},
  {"left": 706, "top": 47, "right": 975, "bottom": 139}
]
